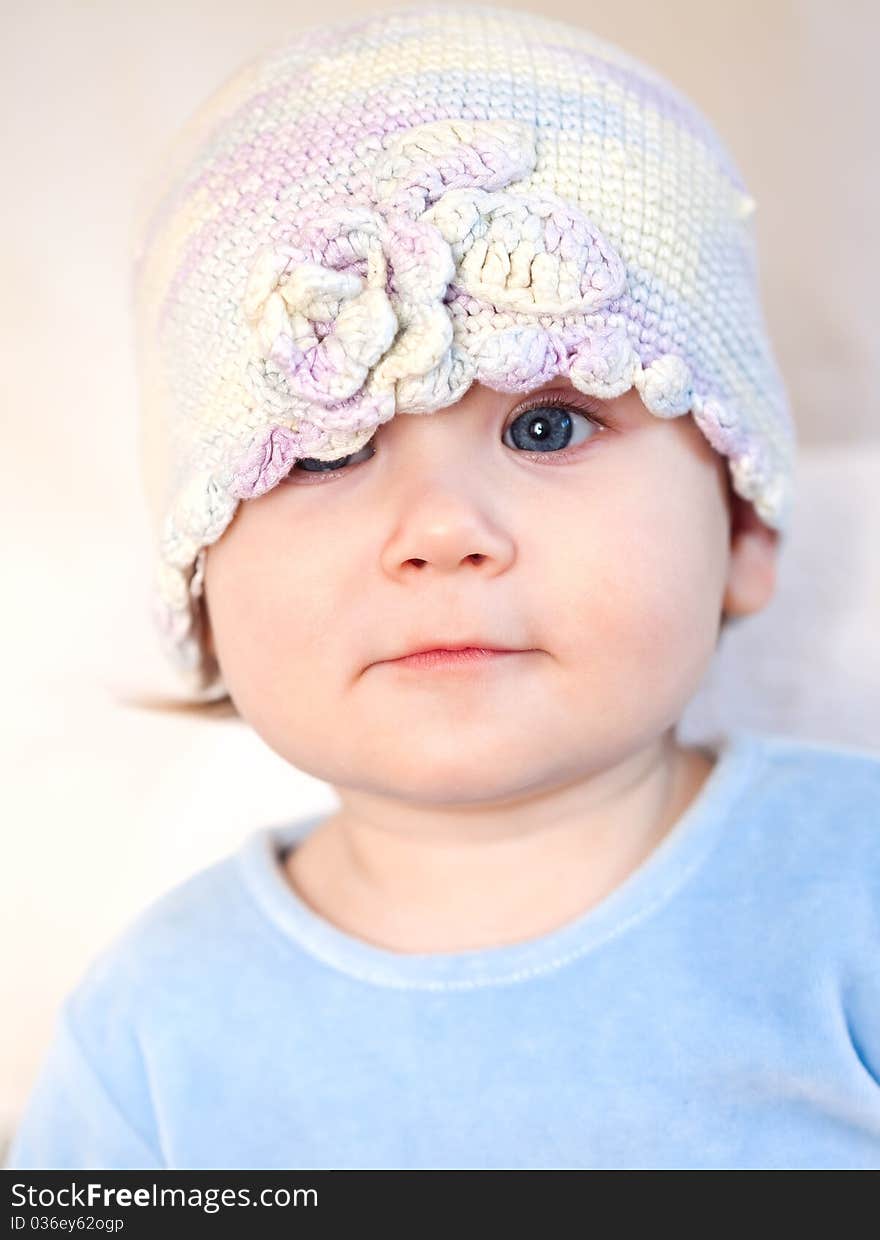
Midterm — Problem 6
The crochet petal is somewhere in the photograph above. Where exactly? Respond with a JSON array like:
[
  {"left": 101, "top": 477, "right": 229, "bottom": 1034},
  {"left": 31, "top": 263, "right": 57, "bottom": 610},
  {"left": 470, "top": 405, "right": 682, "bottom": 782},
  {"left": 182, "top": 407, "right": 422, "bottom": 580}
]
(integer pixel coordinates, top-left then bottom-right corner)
[
  {"left": 424, "top": 187, "right": 627, "bottom": 316},
  {"left": 381, "top": 211, "right": 457, "bottom": 302},
  {"left": 371, "top": 302, "right": 454, "bottom": 390},
  {"left": 267, "top": 284, "right": 398, "bottom": 405},
  {"left": 372, "top": 117, "right": 537, "bottom": 215},
  {"left": 635, "top": 352, "right": 694, "bottom": 416},
  {"left": 472, "top": 326, "right": 568, "bottom": 390},
  {"left": 277, "top": 260, "right": 363, "bottom": 319},
  {"left": 394, "top": 342, "right": 477, "bottom": 413},
  {"left": 569, "top": 320, "right": 640, "bottom": 398}
]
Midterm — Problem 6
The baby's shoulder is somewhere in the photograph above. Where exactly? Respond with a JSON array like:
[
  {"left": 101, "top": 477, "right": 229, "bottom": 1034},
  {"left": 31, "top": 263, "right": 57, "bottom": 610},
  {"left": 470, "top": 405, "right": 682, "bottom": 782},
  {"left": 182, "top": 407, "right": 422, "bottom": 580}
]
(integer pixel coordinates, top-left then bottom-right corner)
[
  {"left": 745, "top": 729, "right": 880, "bottom": 812},
  {"left": 737, "top": 728, "right": 880, "bottom": 881},
  {"left": 62, "top": 847, "right": 246, "bottom": 1037}
]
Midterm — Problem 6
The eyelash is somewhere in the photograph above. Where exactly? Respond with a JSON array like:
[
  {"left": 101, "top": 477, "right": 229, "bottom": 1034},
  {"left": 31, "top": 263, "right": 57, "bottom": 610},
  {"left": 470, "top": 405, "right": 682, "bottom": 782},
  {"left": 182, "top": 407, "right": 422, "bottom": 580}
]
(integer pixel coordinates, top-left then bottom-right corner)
[{"left": 286, "top": 392, "right": 608, "bottom": 482}]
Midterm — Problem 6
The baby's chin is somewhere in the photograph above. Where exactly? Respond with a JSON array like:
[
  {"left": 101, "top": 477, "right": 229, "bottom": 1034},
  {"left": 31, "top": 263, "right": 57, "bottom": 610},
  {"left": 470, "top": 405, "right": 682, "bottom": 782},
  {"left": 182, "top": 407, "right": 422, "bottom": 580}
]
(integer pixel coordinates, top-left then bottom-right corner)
[
  {"left": 322, "top": 738, "right": 606, "bottom": 811},
  {"left": 336, "top": 771, "right": 564, "bottom": 814}
]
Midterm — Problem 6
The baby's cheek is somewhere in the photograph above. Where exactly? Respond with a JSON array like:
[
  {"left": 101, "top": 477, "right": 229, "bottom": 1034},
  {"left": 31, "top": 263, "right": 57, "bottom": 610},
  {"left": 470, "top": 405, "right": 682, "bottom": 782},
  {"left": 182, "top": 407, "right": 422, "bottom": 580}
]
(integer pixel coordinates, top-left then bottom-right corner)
[
  {"left": 623, "top": 521, "right": 723, "bottom": 705},
  {"left": 560, "top": 515, "right": 719, "bottom": 704}
]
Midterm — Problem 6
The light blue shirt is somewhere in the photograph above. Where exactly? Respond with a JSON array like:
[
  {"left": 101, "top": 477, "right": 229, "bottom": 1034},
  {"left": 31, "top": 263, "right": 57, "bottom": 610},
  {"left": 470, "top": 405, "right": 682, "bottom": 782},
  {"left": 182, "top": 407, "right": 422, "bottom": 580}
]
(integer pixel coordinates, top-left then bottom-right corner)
[{"left": 5, "top": 728, "right": 880, "bottom": 1170}]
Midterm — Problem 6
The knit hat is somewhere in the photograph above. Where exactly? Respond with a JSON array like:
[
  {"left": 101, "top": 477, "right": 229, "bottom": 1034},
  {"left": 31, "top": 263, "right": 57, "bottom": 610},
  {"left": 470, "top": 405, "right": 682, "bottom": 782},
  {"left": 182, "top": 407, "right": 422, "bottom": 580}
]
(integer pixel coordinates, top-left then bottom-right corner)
[{"left": 130, "top": 1, "right": 796, "bottom": 703}]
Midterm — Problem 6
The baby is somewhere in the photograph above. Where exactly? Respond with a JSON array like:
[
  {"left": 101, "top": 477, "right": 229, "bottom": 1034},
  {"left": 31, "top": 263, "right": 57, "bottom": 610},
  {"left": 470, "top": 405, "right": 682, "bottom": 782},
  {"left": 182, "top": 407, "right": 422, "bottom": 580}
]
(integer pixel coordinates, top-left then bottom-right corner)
[{"left": 6, "top": 3, "right": 879, "bottom": 1171}]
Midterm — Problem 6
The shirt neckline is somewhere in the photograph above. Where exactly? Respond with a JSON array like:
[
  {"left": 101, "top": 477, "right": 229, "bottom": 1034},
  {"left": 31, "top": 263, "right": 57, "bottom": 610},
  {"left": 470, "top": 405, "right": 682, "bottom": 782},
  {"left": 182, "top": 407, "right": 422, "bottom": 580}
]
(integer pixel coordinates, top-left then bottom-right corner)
[{"left": 236, "top": 728, "right": 760, "bottom": 990}]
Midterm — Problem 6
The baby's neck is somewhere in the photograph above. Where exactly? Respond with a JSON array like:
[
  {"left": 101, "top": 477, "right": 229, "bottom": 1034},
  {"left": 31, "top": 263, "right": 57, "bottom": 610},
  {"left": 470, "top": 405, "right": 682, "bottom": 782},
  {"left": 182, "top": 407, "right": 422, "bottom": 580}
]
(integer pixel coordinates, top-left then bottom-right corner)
[{"left": 280, "top": 740, "right": 717, "bottom": 955}]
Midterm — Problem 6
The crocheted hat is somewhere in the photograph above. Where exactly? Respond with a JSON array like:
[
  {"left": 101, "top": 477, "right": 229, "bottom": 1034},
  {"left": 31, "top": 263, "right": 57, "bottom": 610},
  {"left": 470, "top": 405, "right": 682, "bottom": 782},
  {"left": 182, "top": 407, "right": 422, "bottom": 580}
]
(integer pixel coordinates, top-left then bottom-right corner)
[{"left": 130, "top": 1, "right": 796, "bottom": 702}]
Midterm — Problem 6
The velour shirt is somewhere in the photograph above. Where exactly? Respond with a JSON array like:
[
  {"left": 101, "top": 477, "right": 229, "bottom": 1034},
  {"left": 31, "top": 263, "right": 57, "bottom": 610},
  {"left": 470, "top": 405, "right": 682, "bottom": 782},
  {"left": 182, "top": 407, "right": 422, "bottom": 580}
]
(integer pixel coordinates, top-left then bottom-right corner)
[{"left": 5, "top": 728, "right": 880, "bottom": 1170}]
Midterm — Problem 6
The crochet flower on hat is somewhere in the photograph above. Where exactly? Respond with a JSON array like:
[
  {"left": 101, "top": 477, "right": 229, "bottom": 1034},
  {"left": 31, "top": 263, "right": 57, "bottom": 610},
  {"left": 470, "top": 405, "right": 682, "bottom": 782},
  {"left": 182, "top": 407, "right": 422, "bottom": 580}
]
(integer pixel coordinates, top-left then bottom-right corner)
[
  {"left": 234, "top": 117, "right": 633, "bottom": 499},
  {"left": 241, "top": 204, "right": 456, "bottom": 429}
]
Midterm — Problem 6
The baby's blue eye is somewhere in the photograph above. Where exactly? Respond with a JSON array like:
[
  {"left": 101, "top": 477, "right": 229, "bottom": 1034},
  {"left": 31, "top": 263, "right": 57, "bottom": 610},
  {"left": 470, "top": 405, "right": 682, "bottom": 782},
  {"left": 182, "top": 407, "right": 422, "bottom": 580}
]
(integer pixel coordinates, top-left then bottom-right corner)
[
  {"left": 502, "top": 402, "right": 600, "bottom": 454},
  {"left": 292, "top": 443, "right": 374, "bottom": 473}
]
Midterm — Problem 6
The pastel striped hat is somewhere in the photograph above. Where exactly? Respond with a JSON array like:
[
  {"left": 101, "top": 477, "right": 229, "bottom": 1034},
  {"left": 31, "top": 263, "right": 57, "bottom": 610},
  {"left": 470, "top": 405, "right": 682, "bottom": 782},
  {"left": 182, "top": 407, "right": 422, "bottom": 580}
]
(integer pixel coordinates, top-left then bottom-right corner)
[{"left": 131, "top": 1, "right": 796, "bottom": 703}]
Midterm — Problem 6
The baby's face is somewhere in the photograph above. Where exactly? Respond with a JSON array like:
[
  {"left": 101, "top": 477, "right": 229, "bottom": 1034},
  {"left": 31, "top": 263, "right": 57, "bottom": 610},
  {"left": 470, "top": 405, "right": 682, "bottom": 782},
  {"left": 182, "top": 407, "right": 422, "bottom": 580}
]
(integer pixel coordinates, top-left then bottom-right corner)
[{"left": 203, "top": 379, "right": 776, "bottom": 801}]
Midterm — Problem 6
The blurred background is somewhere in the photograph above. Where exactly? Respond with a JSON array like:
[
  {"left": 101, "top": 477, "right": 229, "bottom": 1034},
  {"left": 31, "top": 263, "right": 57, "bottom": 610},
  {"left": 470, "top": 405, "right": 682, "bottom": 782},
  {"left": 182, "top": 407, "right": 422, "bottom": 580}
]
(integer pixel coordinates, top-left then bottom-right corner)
[{"left": 2, "top": 0, "right": 878, "bottom": 1154}]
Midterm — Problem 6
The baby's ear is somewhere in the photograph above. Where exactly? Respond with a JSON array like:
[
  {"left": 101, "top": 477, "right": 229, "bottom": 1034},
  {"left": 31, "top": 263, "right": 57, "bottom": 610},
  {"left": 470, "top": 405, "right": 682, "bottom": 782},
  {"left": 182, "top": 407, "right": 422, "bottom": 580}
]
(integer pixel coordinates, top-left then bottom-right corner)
[
  {"left": 722, "top": 490, "right": 780, "bottom": 621},
  {"left": 205, "top": 614, "right": 215, "bottom": 660},
  {"left": 198, "top": 590, "right": 216, "bottom": 660}
]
